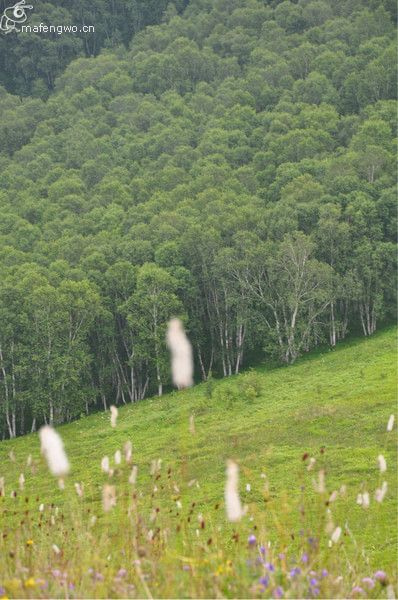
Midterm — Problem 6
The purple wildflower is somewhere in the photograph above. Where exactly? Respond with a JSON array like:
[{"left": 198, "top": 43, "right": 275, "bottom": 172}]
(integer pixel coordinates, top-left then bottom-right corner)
[
  {"left": 321, "top": 569, "right": 328, "bottom": 578},
  {"left": 68, "top": 583, "right": 75, "bottom": 591},
  {"left": 273, "top": 586, "right": 284, "bottom": 598},
  {"left": 52, "top": 569, "right": 62, "bottom": 578},
  {"left": 310, "top": 578, "right": 318, "bottom": 586},
  {"left": 0, "top": 587, "right": 5, "bottom": 597},
  {"left": 374, "top": 571, "right": 387, "bottom": 584},
  {"left": 248, "top": 534, "right": 257, "bottom": 546},
  {"left": 259, "top": 576, "right": 269, "bottom": 588},
  {"left": 94, "top": 572, "right": 104, "bottom": 582},
  {"left": 260, "top": 545, "right": 266, "bottom": 555},
  {"left": 182, "top": 565, "right": 190, "bottom": 572},
  {"left": 361, "top": 577, "right": 375, "bottom": 589},
  {"left": 290, "top": 567, "right": 301, "bottom": 577},
  {"left": 301, "top": 553, "right": 309, "bottom": 564},
  {"left": 351, "top": 586, "right": 364, "bottom": 595},
  {"left": 117, "top": 569, "right": 127, "bottom": 578},
  {"left": 265, "top": 562, "right": 275, "bottom": 572}
]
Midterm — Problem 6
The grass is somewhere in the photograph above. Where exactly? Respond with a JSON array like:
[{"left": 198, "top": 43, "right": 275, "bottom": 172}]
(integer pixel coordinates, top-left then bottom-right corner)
[{"left": 0, "top": 327, "right": 396, "bottom": 598}]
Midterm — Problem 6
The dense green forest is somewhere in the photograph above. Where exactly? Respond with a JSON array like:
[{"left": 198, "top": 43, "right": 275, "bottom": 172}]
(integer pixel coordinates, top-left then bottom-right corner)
[{"left": 0, "top": 0, "right": 396, "bottom": 438}]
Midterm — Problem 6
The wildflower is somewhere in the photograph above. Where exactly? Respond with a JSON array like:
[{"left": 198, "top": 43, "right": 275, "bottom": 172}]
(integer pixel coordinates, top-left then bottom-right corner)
[
  {"left": 387, "top": 414, "right": 394, "bottom": 432},
  {"left": 314, "top": 469, "right": 325, "bottom": 493},
  {"left": 361, "top": 577, "right": 375, "bottom": 589},
  {"left": 351, "top": 586, "right": 364, "bottom": 595},
  {"left": 290, "top": 567, "right": 301, "bottom": 577},
  {"left": 39, "top": 426, "right": 70, "bottom": 477},
  {"left": 18, "top": 473, "right": 25, "bottom": 490},
  {"left": 24, "top": 578, "right": 36, "bottom": 589},
  {"left": 377, "top": 454, "right": 387, "bottom": 473},
  {"left": 52, "top": 544, "right": 61, "bottom": 554},
  {"left": 225, "top": 460, "right": 244, "bottom": 522},
  {"left": 166, "top": 318, "right": 193, "bottom": 389},
  {"left": 26, "top": 539, "right": 34, "bottom": 547},
  {"left": 265, "top": 563, "right": 275, "bottom": 572},
  {"left": 124, "top": 441, "right": 132, "bottom": 463},
  {"left": 310, "top": 578, "right": 318, "bottom": 586},
  {"left": 52, "top": 569, "right": 62, "bottom": 578},
  {"left": 260, "top": 546, "right": 266, "bottom": 555},
  {"left": 375, "top": 481, "right": 388, "bottom": 503},
  {"left": 321, "top": 569, "right": 328, "bottom": 577},
  {"left": 273, "top": 586, "right": 284, "bottom": 598},
  {"left": 101, "top": 456, "right": 110, "bottom": 473},
  {"left": 307, "top": 457, "right": 316, "bottom": 471},
  {"left": 150, "top": 458, "right": 162, "bottom": 475},
  {"left": 102, "top": 484, "right": 116, "bottom": 512},
  {"left": 301, "top": 553, "right": 309, "bottom": 564},
  {"left": 259, "top": 576, "right": 269, "bottom": 588},
  {"left": 331, "top": 526, "right": 342, "bottom": 544},
  {"left": 189, "top": 414, "right": 195, "bottom": 434},
  {"left": 374, "top": 570, "right": 387, "bottom": 584},
  {"left": 362, "top": 492, "right": 370, "bottom": 508},
  {"left": 329, "top": 490, "right": 338, "bottom": 502},
  {"left": 129, "top": 465, "right": 138, "bottom": 484},
  {"left": 246, "top": 483, "right": 251, "bottom": 492},
  {"left": 248, "top": 534, "right": 257, "bottom": 546},
  {"left": 117, "top": 569, "right": 127, "bottom": 578},
  {"left": 39, "top": 503, "right": 44, "bottom": 512},
  {"left": 110, "top": 405, "right": 118, "bottom": 428},
  {"left": 74, "top": 482, "right": 84, "bottom": 497},
  {"left": 114, "top": 450, "right": 122, "bottom": 465}
]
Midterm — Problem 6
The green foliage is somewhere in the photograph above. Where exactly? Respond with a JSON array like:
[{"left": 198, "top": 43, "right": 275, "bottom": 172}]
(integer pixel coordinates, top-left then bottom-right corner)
[{"left": 0, "top": 0, "right": 396, "bottom": 437}]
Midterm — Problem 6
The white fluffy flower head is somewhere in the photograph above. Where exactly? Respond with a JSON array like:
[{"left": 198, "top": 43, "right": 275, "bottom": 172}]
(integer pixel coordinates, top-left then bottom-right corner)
[
  {"left": 39, "top": 426, "right": 70, "bottom": 477},
  {"left": 166, "top": 318, "right": 193, "bottom": 389}
]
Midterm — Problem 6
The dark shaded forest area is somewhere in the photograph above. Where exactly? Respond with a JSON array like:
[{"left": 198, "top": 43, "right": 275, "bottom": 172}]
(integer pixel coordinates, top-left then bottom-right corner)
[{"left": 0, "top": 0, "right": 396, "bottom": 438}]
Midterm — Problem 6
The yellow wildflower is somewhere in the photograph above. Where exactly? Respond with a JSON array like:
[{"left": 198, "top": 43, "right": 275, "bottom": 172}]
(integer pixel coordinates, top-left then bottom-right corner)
[
  {"left": 24, "top": 578, "right": 36, "bottom": 589},
  {"left": 26, "top": 539, "right": 34, "bottom": 546}
]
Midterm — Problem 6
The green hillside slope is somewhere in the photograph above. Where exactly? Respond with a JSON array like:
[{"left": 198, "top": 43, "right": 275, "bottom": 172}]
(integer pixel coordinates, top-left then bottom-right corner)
[{"left": 0, "top": 328, "right": 396, "bottom": 598}]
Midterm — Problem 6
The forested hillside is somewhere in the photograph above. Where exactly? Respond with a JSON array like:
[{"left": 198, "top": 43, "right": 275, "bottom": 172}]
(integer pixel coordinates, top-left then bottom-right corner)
[
  {"left": 0, "top": 0, "right": 396, "bottom": 438},
  {"left": 0, "top": 0, "right": 189, "bottom": 97}
]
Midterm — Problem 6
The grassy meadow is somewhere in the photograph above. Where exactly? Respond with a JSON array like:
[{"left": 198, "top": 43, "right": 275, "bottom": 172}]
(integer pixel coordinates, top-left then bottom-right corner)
[{"left": 0, "top": 327, "right": 396, "bottom": 599}]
